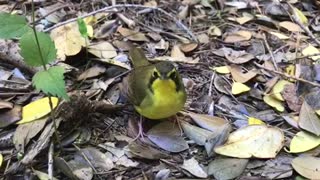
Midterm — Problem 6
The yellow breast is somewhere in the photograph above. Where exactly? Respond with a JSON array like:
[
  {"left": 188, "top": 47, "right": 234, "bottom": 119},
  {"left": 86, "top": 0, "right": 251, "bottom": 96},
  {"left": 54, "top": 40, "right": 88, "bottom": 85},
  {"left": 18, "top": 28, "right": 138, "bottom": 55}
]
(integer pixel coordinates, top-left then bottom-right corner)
[{"left": 135, "top": 79, "right": 186, "bottom": 119}]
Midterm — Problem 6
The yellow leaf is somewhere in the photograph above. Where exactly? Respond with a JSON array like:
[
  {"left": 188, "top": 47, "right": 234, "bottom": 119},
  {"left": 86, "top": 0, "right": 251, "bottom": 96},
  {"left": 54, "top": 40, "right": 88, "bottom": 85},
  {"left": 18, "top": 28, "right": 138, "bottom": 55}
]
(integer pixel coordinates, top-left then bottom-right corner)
[
  {"left": 212, "top": 66, "right": 230, "bottom": 74},
  {"left": 17, "top": 97, "right": 59, "bottom": 124},
  {"left": 248, "top": 117, "right": 265, "bottom": 125},
  {"left": 272, "top": 80, "right": 292, "bottom": 101},
  {"left": 50, "top": 22, "right": 86, "bottom": 60},
  {"left": 285, "top": 65, "right": 296, "bottom": 82},
  {"left": 302, "top": 44, "right": 320, "bottom": 61},
  {"left": 269, "top": 32, "right": 289, "bottom": 40},
  {"left": 231, "top": 82, "right": 250, "bottom": 95},
  {"left": 289, "top": 131, "right": 320, "bottom": 153},
  {"left": 316, "top": 109, "right": 320, "bottom": 116},
  {"left": 86, "top": 25, "right": 93, "bottom": 38},
  {"left": 0, "top": 153, "right": 3, "bottom": 168},
  {"left": 214, "top": 125, "right": 284, "bottom": 158},
  {"left": 263, "top": 94, "right": 284, "bottom": 112},
  {"left": 293, "top": 7, "right": 308, "bottom": 26}
]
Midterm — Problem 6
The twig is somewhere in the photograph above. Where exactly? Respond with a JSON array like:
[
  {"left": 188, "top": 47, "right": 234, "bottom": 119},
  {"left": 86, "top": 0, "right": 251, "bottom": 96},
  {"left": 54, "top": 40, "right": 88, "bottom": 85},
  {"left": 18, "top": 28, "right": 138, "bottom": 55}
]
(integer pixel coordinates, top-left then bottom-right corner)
[
  {"left": 43, "top": 4, "right": 197, "bottom": 42},
  {"left": 283, "top": 3, "right": 320, "bottom": 47},
  {"left": 262, "top": 33, "right": 278, "bottom": 71},
  {"left": 48, "top": 142, "right": 54, "bottom": 180},
  {"left": 32, "top": 4, "right": 71, "bottom": 25},
  {"left": 254, "top": 62, "right": 320, "bottom": 88}
]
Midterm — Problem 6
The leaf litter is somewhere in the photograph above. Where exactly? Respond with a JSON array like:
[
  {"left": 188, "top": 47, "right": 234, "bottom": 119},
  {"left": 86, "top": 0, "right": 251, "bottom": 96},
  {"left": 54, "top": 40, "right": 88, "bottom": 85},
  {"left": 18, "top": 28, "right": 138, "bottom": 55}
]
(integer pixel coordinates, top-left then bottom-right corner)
[{"left": 2, "top": 0, "right": 320, "bottom": 179}]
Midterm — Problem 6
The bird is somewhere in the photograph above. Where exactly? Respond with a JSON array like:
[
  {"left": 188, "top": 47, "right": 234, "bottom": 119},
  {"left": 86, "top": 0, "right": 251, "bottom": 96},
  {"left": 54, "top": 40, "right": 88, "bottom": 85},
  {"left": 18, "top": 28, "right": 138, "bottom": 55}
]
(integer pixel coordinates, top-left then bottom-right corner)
[{"left": 121, "top": 47, "right": 187, "bottom": 138}]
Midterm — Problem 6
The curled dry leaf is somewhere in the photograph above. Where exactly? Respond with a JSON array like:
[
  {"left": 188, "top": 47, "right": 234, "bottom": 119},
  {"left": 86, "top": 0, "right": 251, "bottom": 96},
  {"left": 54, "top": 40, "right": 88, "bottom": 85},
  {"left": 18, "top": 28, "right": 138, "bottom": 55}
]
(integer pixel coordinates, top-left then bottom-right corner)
[
  {"left": 269, "top": 31, "right": 290, "bottom": 40},
  {"left": 298, "top": 100, "right": 320, "bottom": 136},
  {"left": 289, "top": 131, "right": 320, "bottom": 153},
  {"left": 302, "top": 44, "right": 320, "bottom": 61},
  {"left": 77, "top": 66, "right": 106, "bottom": 81},
  {"left": 181, "top": 157, "right": 208, "bottom": 178},
  {"left": 188, "top": 112, "right": 230, "bottom": 132},
  {"left": 127, "top": 142, "right": 168, "bottom": 160},
  {"left": 214, "top": 125, "right": 284, "bottom": 158},
  {"left": 0, "top": 100, "right": 13, "bottom": 109},
  {"left": 213, "top": 75, "right": 230, "bottom": 94},
  {"left": 291, "top": 156, "right": 320, "bottom": 179},
  {"left": 50, "top": 22, "right": 86, "bottom": 60},
  {"left": 180, "top": 43, "right": 198, "bottom": 53}
]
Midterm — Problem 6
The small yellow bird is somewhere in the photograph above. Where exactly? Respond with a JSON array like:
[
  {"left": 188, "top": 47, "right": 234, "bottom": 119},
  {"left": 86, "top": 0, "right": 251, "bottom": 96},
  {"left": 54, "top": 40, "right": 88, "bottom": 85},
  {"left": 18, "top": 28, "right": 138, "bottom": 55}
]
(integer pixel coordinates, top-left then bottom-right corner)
[{"left": 122, "top": 47, "right": 187, "bottom": 121}]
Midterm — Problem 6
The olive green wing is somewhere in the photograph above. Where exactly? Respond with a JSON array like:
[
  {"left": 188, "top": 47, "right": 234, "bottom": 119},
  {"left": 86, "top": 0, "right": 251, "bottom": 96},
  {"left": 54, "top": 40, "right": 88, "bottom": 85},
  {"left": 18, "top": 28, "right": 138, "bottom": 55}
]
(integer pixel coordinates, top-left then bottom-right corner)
[
  {"left": 129, "top": 47, "right": 150, "bottom": 68},
  {"left": 126, "top": 65, "right": 154, "bottom": 106}
]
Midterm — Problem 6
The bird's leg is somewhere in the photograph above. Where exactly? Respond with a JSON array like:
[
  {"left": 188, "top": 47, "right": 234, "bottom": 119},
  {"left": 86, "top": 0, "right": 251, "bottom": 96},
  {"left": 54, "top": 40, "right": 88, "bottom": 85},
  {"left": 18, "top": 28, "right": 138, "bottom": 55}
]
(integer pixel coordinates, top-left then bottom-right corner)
[
  {"left": 171, "top": 115, "right": 183, "bottom": 136},
  {"left": 133, "top": 115, "right": 146, "bottom": 141}
]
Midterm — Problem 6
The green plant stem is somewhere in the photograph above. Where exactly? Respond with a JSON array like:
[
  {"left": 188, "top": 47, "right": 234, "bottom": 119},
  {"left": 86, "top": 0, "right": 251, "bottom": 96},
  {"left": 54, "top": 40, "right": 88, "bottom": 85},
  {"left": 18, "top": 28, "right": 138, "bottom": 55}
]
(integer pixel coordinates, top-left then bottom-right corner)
[{"left": 31, "top": 0, "right": 61, "bottom": 148}]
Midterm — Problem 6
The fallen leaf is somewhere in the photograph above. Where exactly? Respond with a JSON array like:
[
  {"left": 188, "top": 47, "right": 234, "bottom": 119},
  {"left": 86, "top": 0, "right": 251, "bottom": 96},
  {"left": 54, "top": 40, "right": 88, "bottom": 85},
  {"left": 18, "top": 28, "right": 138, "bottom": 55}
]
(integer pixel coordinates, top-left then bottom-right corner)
[
  {"left": 17, "top": 97, "right": 59, "bottom": 124},
  {"left": 292, "top": 156, "right": 320, "bottom": 179},
  {"left": 50, "top": 22, "right": 86, "bottom": 60},
  {"left": 0, "top": 100, "right": 13, "bottom": 109},
  {"left": 279, "top": 21, "right": 303, "bottom": 32},
  {"left": 117, "top": 27, "right": 149, "bottom": 42},
  {"left": 282, "top": 84, "right": 302, "bottom": 112},
  {"left": 302, "top": 44, "right": 320, "bottom": 61},
  {"left": 33, "top": 169, "right": 59, "bottom": 180},
  {"left": 208, "top": 157, "right": 248, "bottom": 179},
  {"left": 221, "top": 47, "right": 255, "bottom": 64},
  {"left": 292, "top": 7, "right": 308, "bottom": 26},
  {"left": 14, "top": 116, "right": 47, "bottom": 152},
  {"left": 229, "top": 65, "right": 257, "bottom": 83},
  {"left": 180, "top": 43, "right": 198, "bottom": 53},
  {"left": 0, "top": 105, "right": 22, "bottom": 128},
  {"left": 78, "top": 147, "right": 114, "bottom": 171},
  {"left": 212, "top": 66, "right": 230, "bottom": 74},
  {"left": 77, "top": 66, "right": 106, "bottom": 81},
  {"left": 289, "top": 131, "right": 320, "bottom": 153},
  {"left": 299, "top": 101, "right": 320, "bottom": 136},
  {"left": 147, "top": 121, "right": 189, "bottom": 153},
  {"left": 248, "top": 117, "right": 265, "bottom": 125},
  {"left": 272, "top": 80, "right": 292, "bottom": 101},
  {"left": 231, "top": 82, "right": 250, "bottom": 95},
  {"left": 188, "top": 112, "right": 230, "bottom": 132},
  {"left": 224, "top": 30, "right": 252, "bottom": 43},
  {"left": 181, "top": 157, "right": 208, "bottom": 178},
  {"left": 213, "top": 75, "right": 230, "bottom": 94},
  {"left": 214, "top": 125, "right": 284, "bottom": 158},
  {"left": 0, "top": 153, "right": 2, "bottom": 168},
  {"left": 269, "top": 32, "right": 290, "bottom": 40},
  {"left": 88, "top": 42, "right": 117, "bottom": 59},
  {"left": 208, "top": 25, "right": 222, "bottom": 36},
  {"left": 263, "top": 94, "right": 285, "bottom": 112},
  {"left": 128, "top": 142, "right": 168, "bottom": 160}
]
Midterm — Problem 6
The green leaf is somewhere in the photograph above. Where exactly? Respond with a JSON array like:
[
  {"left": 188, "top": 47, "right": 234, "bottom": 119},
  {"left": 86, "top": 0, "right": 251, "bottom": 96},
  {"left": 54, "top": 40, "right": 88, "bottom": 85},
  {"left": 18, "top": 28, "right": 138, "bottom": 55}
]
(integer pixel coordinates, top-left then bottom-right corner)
[
  {"left": 20, "top": 31, "right": 57, "bottom": 67},
  {"left": 32, "top": 67, "right": 69, "bottom": 100},
  {"left": 0, "top": 13, "right": 31, "bottom": 39},
  {"left": 77, "top": 18, "right": 88, "bottom": 38}
]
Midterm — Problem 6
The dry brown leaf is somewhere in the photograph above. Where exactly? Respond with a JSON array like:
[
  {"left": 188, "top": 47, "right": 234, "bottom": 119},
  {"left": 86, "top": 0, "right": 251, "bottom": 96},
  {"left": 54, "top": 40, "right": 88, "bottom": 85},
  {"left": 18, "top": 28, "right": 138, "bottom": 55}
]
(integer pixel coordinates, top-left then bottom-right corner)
[
  {"left": 0, "top": 100, "right": 13, "bottom": 110},
  {"left": 77, "top": 66, "right": 106, "bottom": 81},
  {"left": 279, "top": 21, "right": 303, "bottom": 32},
  {"left": 88, "top": 42, "right": 117, "bottom": 59},
  {"left": 180, "top": 43, "right": 198, "bottom": 53},
  {"left": 292, "top": 156, "right": 320, "bottom": 179},
  {"left": 299, "top": 101, "right": 320, "bottom": 136},
  {"left": 214, "top": 125, "right": 284, "bottom": 158},
  {"left": 117, "top": 27, "right": 149, "bottom": 42},
  {"left": 229, "top": 65, "right": 257, "bottom": 83},
  {"left": 50, "top": 22, "right": 86, "bottom": 60},
  {"left": 222, "top": 47, "right": 255, "bottom": 64},
  {"left": 224, "top": 30, "right": 252, "bottom": 43}
]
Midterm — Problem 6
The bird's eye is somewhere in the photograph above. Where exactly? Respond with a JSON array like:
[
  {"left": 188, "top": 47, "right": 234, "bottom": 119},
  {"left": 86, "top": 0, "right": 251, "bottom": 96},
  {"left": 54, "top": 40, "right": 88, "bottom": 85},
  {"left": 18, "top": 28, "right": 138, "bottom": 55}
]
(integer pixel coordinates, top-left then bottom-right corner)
[
  {"left": 153, "top": 71, "right": 159, "bottom": 78},
  {"left": 169, "top": 71, "right": 177, "bottom": 80}
]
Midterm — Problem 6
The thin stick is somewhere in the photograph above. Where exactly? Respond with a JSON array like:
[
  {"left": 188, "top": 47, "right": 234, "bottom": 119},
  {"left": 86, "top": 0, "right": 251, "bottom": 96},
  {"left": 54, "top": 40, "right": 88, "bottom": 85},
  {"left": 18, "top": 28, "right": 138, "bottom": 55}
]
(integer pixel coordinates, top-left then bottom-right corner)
[
  {"left": 43, "top": 4, "right": 197, "bottom": 41},
  {"left": 254, "top": 62, "right": 320, "bottom": 88},
  {"left": 262, "top": 33, "right": 278, "bottom": 71},
  {"left": 48, "top": 142, "right": 54, "bottom": 180}
]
